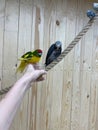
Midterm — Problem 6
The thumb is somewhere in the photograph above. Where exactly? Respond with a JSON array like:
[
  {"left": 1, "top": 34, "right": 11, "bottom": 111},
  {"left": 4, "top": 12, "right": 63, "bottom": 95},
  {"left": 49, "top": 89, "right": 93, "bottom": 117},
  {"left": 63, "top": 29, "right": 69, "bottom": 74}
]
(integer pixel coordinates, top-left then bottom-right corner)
[{"left": 26, "top": 64, "right": 34, "bottom": 72}]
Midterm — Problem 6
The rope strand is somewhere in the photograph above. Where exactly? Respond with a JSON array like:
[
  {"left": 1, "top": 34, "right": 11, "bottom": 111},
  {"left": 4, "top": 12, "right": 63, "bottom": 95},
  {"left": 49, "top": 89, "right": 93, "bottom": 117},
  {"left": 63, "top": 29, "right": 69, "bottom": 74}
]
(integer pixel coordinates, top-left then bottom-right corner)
[{"left": 0, "top": 15, "right": 97, "bottom": 95}]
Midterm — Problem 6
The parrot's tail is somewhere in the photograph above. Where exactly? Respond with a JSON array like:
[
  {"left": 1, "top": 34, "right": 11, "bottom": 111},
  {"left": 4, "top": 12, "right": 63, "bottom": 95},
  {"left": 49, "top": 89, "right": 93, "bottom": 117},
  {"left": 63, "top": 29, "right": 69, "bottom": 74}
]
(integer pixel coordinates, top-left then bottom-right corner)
[{"left": 16, "top": 61, "right": 28, "bottom": 73}]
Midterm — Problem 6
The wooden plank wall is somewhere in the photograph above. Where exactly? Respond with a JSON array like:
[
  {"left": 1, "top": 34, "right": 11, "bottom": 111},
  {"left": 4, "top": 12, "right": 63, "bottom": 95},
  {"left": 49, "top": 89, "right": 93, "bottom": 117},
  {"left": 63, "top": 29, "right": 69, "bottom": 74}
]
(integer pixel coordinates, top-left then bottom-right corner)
[{"left": 0, "top": 0, "right": 98, "bottom": 130}]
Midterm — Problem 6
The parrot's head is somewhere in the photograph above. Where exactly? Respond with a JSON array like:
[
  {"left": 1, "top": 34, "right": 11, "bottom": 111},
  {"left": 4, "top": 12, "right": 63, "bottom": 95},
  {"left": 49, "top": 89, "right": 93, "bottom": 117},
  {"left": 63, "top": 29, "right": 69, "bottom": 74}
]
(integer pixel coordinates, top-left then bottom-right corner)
[
  {"left": 87, "top": 10, "right": 91, "bottom": 16},
  {"left": 55, "top": 41, "right": 62, "bottom": 50},
  {"left": 34, "top": 49, "right": 43, "bottom": 57},
  {"left": 87, "top": 10, "right": 95, "bottom": 16}
]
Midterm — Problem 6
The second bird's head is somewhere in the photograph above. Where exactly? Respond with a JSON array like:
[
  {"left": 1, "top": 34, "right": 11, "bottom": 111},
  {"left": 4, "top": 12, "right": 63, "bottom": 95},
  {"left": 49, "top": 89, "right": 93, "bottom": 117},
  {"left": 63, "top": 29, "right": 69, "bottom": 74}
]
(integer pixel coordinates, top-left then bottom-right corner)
[
  {"left": 34, "top": 49, "right": 43, "bottom": 57},
  {"left": 55, "top": 41, "right": 62, "bottom": 50}
]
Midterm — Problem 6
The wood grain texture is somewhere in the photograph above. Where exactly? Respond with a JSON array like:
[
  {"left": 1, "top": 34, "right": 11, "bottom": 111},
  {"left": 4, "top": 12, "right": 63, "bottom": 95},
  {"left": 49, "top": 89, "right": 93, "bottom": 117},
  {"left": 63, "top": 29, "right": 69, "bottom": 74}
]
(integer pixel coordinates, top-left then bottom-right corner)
[
  {"left": 0, "top": 0, "right": 5, "bottom": 102},
  {"left": 0, "top": 0, "right": 98, "bottom": 130}
]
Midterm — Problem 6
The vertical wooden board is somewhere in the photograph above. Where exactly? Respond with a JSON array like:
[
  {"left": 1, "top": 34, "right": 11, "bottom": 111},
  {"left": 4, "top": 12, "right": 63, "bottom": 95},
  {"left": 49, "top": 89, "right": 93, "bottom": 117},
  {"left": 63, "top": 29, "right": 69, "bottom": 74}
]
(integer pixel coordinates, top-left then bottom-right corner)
[
  {"left": 27, "top": 1, "right": 45, "bottom": 130},
  {"left": 63, "top": 0, "right": 77, "bottom": 71},
  {"left": 92, "top": 20, "right": 98, "bottom": 72},
  {"left": 71, "top": 1, "right": 95, "bottom": 130},
  {"left": 79, "top": 2, "right": 94, "bottom": 130},
  {"left": 95, "top": 75, "right": 98, "bottom": 130},
  {"left": 2, "top": 0, "right": 19, "bottom": 89},
  {"left": 73, "top": 0, "right": 86, "bottom": 71},
  {"left": 43, "top": 0, "right": 57, "bottom": 58},
  {"left": 55, "top": 0, "right": 66, "bottom": 50},
  {"left": 4, "top": 0, "right": 19, "bottom": 32},
  {"left": 31, "top": 0, "right": 45, "bottom": 50},
  {"left": 60, "top": 70, "right": 73, "bottom": 130},
  {"left": 27, "top": 83, "right": 39, "bottom": 130},
  {"left": 16, "top": 0, "right": 33, "bottom": 130},
  {"left": 44, "top": 2, "right": 58, "bottom": 130},
  {"left": 48, "top": 10, "right": 56, "bottom": 44},
  {"left": 31, "top": 3, "right": 45, "bottom": 130},
  {"left": 80, "top": 1, "right": 94, "bottom": 70},
  {"left": 2, "top": 0, "right": 19, "bottom": 129},
  {"left": 82, "top": 27, "right": 94, "bottom": 71},
  {"left": 79, "top": 71, "right": 91, "bottom": 130},
  {"left": 49, "top": 67, "right": 63, "bottom": 130},
  {"left": 60, "top": 0, "right": 77, "bottom": 130},
  {"left": 33, "top": 0, "right": 45, "bottom": 8},
  {"left": 92, "top": 22, "right": 98, "bottom": 130},
  {"left": 36, "top": 82, "right": 48, "bottom": 130},
  {"left": 1, "top": 0, "right": 19, "bottom": 129},
  {"left": 27, "top": 6, "right": 39, "bottom": 130},
  {"left": 44, "top": 71, "right": 53, "bottom": 130},
  {"left": 32, "top": 5, "right": 44, "bottom": 53},
  {"left": 48, "top": 0, "right": 67, "bottom": 129},
  {"left": 88, "top": 73, "right": 98, "bottom": 130},
  {"left": 38, "top": 7, "right": 44, "bottom": 52},
  {"left": 31, "top": 4, "right": 44, "bottom": 48},
  {"left": 38, "top": 1, "right": 58, "bottom": 129},
  {"left": 2, "top": 0, "right": 18, "bottom": 97},
  {"left": 70, "top": 0, "right": 87, "bottom": 129},
  {"left": 18, "top": 0, "right": 32, "bottom": 58},
  {"left": 0, "top": 0, "right": 5, "bottom": 90},
  {"left": 34, "top": 6, "right": 40, "bottom": 49},
  {"left": 2, "top": 0, "right": 19, "bottom": 87},
  {"left": 2, "top": 32, "right": 18, "bottom": 88},
  {"left": 89, "top": 18, "right": 98, "bottom": 130},
  {"left": 26, "top": 2, "right": 44, "bottom": 130},
  {"left": 31, "top": 5, "right": 36, "bottom": 50},
  {"left": 71, "top": 69, "right": 81, "bottom": 130}
]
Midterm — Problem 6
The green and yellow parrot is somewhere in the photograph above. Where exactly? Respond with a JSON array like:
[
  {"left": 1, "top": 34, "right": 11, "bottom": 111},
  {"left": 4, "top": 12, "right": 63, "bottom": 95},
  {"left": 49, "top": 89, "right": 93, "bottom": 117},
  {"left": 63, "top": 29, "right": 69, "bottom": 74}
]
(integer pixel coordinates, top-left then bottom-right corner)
[{"left": 16, "top": 49, "right": 42, "bottom": 73}]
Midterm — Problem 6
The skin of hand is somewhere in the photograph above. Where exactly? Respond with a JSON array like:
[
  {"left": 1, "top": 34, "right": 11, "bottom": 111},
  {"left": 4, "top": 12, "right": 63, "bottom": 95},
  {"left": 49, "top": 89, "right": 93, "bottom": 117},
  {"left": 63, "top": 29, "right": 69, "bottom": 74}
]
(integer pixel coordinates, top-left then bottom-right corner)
[
  {"left": 0, "top": 64, "right": 47, "bottom": 130},
  {"left": 21, "top": 64, "right": 47, "bottom": 87}
]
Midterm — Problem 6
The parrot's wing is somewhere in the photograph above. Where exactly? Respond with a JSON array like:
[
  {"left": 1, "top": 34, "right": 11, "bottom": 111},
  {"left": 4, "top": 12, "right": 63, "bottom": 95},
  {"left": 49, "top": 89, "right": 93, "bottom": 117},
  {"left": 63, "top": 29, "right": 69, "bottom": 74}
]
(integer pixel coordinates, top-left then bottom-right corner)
[
  {"left": 45, "top": 46, "right": 62, "bottom": 66},
  {"left": 46, "top": 51, "right": 56, "bottom": 65},
  {"left": 58, "top": 45, "right": 62, "bottom": 55},
  {"left": 19, "top": 51, "right": 33, "bottom": 61},
  {"left": 18, "top": 58, "right": 31, "bottom": 61},
  {"left": 45, "top": 44, "right": 55, "bottom": 63}
]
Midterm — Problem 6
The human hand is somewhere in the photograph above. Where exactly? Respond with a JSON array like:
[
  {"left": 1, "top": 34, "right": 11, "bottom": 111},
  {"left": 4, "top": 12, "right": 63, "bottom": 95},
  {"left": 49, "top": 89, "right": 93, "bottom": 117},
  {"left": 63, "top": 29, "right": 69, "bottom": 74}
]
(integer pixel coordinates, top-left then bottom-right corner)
[{"left": 22, "top": 64, "right": 47, "bottom": 85}]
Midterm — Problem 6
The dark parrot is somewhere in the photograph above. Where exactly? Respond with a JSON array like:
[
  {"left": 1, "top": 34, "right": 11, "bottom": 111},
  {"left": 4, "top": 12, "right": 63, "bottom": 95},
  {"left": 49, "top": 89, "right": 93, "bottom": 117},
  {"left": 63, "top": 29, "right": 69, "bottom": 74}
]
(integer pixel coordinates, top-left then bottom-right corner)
[
  {"left": 45, "top": 41, "right": 62, "bottom": 66},
  {"left": 86, "top": 10, "right": 95, "bottom": 19}
]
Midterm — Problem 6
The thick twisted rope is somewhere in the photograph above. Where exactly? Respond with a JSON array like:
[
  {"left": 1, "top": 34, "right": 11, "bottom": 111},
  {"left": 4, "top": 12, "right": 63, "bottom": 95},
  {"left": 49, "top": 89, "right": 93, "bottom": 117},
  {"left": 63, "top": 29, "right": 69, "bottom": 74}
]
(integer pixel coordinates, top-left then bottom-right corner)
[{"left": 0, "top": 15, "right": 97, "bottom": 95}]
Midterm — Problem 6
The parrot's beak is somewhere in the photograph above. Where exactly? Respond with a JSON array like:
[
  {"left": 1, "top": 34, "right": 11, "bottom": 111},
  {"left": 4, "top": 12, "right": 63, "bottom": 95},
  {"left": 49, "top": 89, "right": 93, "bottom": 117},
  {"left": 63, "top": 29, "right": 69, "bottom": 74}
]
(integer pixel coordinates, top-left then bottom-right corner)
[
  {"left": 57, "top": 47, "right": 59, "bottom": 50},
  {"left": 56, "top": 45, "right": 61, "bottom": 50}
]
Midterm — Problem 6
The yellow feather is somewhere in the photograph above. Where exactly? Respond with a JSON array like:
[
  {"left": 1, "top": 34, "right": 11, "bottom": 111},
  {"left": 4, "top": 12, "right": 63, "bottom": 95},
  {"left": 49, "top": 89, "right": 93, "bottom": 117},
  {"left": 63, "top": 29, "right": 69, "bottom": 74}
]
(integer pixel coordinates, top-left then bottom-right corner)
[
  {"left": 16, "top": 61, "right": 28, "bottom": 73},
  {"left": 28, "top": 56, "right": 41, "bottom": 63},
  {"left": 16, "top": 56, "right": 41, "bottom": 73}
]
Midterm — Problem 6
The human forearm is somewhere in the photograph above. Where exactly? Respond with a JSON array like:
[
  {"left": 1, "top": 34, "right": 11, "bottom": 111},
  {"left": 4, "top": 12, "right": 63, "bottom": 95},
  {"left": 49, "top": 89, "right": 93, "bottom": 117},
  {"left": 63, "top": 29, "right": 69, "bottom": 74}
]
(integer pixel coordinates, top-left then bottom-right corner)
[
  {"left": 0, "top": 64, "right": 46, "bottom": 130},
  {"left": 0, "top": 78, "right": 31, "bottom": 130}
]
